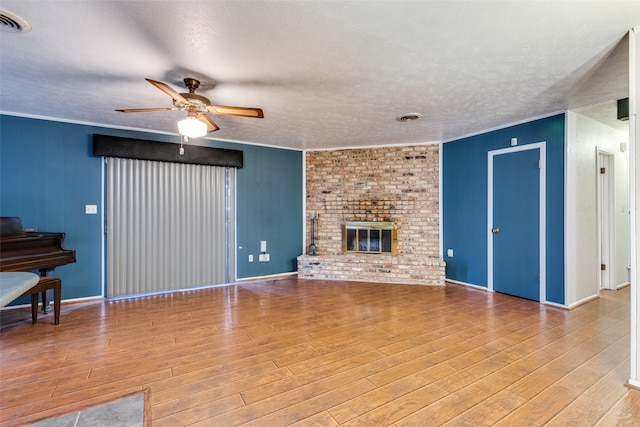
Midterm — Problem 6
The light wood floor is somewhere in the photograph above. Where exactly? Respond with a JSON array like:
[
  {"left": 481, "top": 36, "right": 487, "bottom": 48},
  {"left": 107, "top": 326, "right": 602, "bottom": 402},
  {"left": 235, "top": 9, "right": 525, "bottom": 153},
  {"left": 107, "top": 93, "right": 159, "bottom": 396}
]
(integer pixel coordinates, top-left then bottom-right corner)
[{"left": 1, "top": 279, "right": 639, "bottom": 426}]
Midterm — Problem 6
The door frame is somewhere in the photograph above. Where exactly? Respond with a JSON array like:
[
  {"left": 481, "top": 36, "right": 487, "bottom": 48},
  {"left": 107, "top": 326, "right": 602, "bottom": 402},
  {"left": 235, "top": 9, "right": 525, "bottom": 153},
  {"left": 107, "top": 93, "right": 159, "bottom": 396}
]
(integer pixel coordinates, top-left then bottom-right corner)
[
  {"left": 487, "top": 142, "right": 547, "bottom": 302},
  {"left": 596, "top": 148, "right": 616, "bottom": 290}
]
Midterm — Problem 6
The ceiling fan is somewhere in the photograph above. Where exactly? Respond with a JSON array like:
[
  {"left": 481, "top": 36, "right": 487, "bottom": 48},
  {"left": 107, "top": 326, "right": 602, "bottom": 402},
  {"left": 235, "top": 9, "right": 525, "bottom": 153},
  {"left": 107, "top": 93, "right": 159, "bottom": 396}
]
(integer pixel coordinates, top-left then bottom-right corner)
[{"left": 116, "top": 78, "right": 264, "bottom": 137}]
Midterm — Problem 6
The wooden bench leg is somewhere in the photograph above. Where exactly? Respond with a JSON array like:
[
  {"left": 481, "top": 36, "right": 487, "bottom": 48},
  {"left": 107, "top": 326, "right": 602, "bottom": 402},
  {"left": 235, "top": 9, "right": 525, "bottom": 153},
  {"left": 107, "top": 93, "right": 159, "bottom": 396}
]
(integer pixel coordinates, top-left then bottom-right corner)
[
  {"left": 30, "top": 293, "right": 39, "bottom": 324},
  {"left": 41, "top": 290, "right": 48, "bottom": 314},
  {"left": 53, "top": 280, "right": 61, "bottom": 325},
  {"left": 22, "top": 277, "right": 62, "bottom": 325}
]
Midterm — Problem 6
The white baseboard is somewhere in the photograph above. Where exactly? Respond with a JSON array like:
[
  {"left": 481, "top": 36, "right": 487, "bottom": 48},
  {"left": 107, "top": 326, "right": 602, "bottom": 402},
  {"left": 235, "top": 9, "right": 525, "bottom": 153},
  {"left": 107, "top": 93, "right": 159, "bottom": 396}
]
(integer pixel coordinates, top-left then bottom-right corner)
[
  {"left": 566, "top": 294, "right": 599, "bottom": 310},
  {"left": 445, "top": 279, "right": 489, "bottom": 291},
  {"left": 236, "top": 272, "right": 297, "bottom": 282},
  {"left": 0, "top": 295, "right": 103, "bottom": 310},
  {"left": 617, "top": 282, "right": 631, "bottom": 290}
]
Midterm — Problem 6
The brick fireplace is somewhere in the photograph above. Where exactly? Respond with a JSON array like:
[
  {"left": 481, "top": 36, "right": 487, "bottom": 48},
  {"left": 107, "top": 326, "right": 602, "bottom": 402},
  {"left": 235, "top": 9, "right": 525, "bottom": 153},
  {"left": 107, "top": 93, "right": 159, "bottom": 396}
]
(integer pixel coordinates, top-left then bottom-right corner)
[{"left": 297, "top": 144, "right": 445, "bottom": 286}]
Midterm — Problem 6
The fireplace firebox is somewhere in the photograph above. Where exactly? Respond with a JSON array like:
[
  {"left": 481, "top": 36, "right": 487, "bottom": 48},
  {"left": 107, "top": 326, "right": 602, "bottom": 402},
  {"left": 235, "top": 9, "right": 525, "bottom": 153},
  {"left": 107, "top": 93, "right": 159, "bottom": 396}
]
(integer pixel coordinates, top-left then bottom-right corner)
[{"left": 341, "top": 221, "right": 397, "bottom": 256}]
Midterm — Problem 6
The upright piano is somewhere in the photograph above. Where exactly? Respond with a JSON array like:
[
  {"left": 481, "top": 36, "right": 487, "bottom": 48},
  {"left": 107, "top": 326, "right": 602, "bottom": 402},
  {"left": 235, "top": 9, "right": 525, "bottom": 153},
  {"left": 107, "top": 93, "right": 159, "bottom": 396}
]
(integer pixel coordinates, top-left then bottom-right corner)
[{"left": 0, "top": 216, "right": 76, "bottom": 309}]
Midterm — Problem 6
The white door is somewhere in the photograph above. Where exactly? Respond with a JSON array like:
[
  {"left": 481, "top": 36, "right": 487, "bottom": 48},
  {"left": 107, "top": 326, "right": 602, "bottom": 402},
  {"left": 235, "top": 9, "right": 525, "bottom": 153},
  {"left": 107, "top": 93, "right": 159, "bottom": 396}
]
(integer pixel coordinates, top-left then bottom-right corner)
[{"left": 597, "top": 149, "right": 615, "bottom": 290}]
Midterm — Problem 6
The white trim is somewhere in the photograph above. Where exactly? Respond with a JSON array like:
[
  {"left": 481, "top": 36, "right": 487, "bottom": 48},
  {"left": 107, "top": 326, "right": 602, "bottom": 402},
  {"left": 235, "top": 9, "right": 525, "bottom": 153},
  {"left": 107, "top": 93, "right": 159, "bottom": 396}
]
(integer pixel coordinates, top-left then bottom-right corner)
[
  {"left": 0, "top": 295, "right": 103, "bottom": 310},
  {"left": 618, "top": 281, "right": 631, "bottom": 290},
  {"left": 302, "top": 150, "right": 308, "bottom": 255},
  {"left": 564, "top": 112, "right": 573, "bottom": 306},
  {"left": 543, "top": 300, "right": 570, "bottom": 310},
  {"left": 445, "top": 278, "right": 490, "bottom": 291},
  {"left": 0, "top": 109, "right": 561, "bottom": 154},
  {"left": 233, "top": 169, "right": 238, "bottom": 282},
  {"left": 236, "top": 272, "right": 298, "bottom": 282},
  {"left": 0, "top": 110, "right": 304, "bottom": 152},
  {"left": 629, "top": 26, "right": 638, "bottom": 384},
  {"left": 596, "top": 148, "right": 616, "bottom": 290},
  {"left": 439, "top": 142, "right": 444, "bottom": 260},
  {"left": 57, "top": 296, "right": 103, "bottom": 305},
  {"left": 101, "top": 156, "right": 105, "bottom": 298},
  {"left": 488, "top": 142, "right": 546, "bottom": 302},
  {"left": 443, "top": 111, "right": 564, "bottom": 144},
  {"left": 565, "top": 293, "right": 599, "bottom": 310},
  {"left": 305, "top": 139, "right": 441, "bottom": 152}
]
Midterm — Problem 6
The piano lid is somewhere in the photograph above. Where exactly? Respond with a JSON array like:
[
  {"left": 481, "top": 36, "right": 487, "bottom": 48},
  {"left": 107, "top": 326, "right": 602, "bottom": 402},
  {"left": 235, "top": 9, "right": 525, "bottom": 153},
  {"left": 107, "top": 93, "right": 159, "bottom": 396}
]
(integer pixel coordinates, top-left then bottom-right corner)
[
  {"left": 0, "top": 217, "right": 76, "bottom": 273},
  {"left": 0, "top": 217, "right": 26, "bottom": 238}
]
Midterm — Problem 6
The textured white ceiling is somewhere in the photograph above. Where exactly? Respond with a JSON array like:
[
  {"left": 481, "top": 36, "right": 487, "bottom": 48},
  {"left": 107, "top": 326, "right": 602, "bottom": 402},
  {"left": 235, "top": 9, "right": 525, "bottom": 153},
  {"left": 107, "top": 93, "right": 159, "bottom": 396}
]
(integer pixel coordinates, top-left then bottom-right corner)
[{"left": 0, "top": 1, "right": 637, "bottom": 150}]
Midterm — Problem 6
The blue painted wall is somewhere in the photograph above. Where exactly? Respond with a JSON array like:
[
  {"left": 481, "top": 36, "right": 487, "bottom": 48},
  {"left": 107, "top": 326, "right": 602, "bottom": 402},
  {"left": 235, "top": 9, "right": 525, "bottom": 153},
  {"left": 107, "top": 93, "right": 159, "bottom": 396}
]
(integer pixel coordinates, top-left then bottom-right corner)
[
  {"left": 0, "top": 115, "right": 303, "bottom": 301},
  {"left": 236, "top": 145, "right": 303, "bottom": 277},
  {"left": 442, "top": 114, "right": 565, "bottom": 304}
]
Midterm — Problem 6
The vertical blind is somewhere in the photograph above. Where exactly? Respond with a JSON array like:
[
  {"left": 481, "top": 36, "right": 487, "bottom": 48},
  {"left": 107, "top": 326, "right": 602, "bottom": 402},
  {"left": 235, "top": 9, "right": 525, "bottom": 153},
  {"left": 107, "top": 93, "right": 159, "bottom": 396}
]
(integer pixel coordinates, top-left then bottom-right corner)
[{"left": 106, "top": 157, "right": 234, "bottom": 297}]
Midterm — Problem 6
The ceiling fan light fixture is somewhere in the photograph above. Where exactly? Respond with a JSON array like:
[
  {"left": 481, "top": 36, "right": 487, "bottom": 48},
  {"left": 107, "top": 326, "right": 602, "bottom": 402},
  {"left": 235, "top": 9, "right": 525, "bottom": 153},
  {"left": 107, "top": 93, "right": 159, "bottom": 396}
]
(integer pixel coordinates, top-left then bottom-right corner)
[{"left": 178, "top": 117, "right": 207, "bottom": 138}]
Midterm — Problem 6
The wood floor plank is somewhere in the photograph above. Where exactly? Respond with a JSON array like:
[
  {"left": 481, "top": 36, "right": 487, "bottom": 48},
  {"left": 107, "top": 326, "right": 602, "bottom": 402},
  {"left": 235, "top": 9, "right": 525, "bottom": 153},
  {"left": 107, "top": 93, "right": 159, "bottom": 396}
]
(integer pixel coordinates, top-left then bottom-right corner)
[
  {"left": 152, "top": 393, "right": 246, "bottom": 427},
  {"left": 545, "top": 394, "right": 611, "bottom": 426},
  {"left": 583, "top": 357, "right": 632, "bottom": 406},
  {"left": 340, "top": 383, "right": 450, "bottom": 427},
  {"left": 442, "top": 389, "right": 527, "bottom": 426},
  {"left": 152, "top": 367, "right": 292, "bottom": 419},
  {"left": 241, "top": 350, "right": 387, "bottom": 405},
  {"left": 594, "top": 388, "right": 640, "bottom": 426},
  {"left": 289, "top": 411, "right": 339, "bottom": 426},
  {"left": 148, "top": 360, "right": 283, "bottom": 400},
  {"left": 239, "top": 378, "right": 377, "bottom": 427},
  {"left": 329, "top": 363, "right": 457, "bottom": 424}
]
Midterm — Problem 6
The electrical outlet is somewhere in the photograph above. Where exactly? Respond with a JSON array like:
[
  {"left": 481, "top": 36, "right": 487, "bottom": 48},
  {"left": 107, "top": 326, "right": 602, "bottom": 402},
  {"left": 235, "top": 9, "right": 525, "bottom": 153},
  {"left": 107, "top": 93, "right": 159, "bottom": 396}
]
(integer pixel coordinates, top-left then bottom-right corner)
[
  {"left": 248, "top": 254, "right": 254, "bottom": 262},
  {"left": 447, "top": 249, "right": 454, "bottom": 257},
  {"left": 259, "top": 254, "right": 265, "bottom": 262},
  {"left": 85, "top": 205, "right": 97, "bottom": 214},
  {"left": 260, "top": 240, "right": 267, "bottom": 252},
  {"left": 264, "top": 253, "right": 270, "bottom": 262}
]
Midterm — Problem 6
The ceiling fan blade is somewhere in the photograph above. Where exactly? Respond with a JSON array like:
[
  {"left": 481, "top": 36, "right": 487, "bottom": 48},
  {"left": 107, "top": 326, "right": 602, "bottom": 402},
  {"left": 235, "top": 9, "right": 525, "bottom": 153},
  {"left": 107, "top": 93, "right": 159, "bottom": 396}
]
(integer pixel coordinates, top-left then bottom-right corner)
[
  {"left": 145, "top": 78, "right": 189, "bottom": 104},
  {"left": 197, "top": 113, "right": 219, "bottom": 132},
  {"left": 115, "top": 107, "right": 176, "bottom": 113},
  {"left": 208, "top": 105, "right": 264, "bottom": 118}
]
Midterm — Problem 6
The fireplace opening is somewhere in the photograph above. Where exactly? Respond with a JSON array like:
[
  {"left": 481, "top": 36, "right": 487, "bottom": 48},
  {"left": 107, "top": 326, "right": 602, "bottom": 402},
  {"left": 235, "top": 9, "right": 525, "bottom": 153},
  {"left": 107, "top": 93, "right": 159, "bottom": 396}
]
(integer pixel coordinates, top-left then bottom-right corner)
[{"left": 342, "top": 221, "right": 397, "bottom": 256}]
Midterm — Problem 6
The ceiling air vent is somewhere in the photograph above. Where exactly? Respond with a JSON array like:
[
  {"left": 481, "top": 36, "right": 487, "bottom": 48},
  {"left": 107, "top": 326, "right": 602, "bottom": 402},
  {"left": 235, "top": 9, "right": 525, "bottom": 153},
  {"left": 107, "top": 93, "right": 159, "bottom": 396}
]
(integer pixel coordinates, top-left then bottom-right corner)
[
  {"left": 396, "top": 113, "right": 422, "bottom": 122},
  {"left": 0, "top": 9, "right": 31, "bottom": 33}
]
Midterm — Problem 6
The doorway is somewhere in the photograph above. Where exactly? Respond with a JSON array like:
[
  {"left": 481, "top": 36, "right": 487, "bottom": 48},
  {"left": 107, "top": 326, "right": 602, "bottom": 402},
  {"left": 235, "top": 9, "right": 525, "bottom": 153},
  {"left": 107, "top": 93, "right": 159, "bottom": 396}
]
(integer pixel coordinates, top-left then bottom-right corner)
[
  {"left": 488, "top": 142, "right": 546, "bottom": 301},
  {"left": 597, "top": 149, "right": 615, "bottom": 290}
]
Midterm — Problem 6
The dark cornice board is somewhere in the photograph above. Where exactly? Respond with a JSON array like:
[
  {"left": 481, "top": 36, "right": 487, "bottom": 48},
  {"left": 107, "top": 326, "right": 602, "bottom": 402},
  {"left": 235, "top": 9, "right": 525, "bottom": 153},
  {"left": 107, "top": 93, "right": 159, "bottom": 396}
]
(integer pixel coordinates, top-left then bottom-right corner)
[{"left": 92, "top": 134, "right": 243, "bottom": 168}]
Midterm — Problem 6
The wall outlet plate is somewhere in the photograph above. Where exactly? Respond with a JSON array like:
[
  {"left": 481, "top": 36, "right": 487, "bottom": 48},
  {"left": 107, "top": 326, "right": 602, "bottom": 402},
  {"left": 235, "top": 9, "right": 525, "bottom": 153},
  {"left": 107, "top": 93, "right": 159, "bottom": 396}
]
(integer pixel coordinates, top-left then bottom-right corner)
[{"left": 85, "top": 205, "right": 97, "bottom": 214}]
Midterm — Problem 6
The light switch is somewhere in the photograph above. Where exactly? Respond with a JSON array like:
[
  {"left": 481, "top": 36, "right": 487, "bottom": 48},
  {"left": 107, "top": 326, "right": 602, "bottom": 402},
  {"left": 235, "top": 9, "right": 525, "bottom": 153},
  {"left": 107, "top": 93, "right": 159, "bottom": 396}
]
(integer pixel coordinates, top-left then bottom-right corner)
[{"left": 447, "top": 249, "right": 454, "bottom": 257}]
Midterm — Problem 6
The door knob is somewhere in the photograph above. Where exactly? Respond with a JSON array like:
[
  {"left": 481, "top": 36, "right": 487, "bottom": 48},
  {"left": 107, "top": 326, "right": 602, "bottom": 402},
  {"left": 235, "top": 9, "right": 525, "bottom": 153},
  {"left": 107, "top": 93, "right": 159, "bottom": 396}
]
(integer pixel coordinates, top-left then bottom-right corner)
[{"left": 492, "top": 227, "right": 500, "bottom": 233}]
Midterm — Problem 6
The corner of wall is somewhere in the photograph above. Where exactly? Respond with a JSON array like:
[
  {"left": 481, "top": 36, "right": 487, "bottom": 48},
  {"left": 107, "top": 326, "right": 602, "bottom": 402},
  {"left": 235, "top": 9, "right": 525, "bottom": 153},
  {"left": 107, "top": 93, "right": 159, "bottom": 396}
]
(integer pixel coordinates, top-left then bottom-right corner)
[{"left": 565, "top": 110, "right": 578, "bottom": 305}]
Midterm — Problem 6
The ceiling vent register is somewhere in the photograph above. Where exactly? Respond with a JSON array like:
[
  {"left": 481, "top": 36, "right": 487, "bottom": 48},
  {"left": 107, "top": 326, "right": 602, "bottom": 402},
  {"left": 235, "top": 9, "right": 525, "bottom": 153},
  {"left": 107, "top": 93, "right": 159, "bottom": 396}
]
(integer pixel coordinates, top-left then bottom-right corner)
[{"left": 0, "top": 9, "right": 31, "bottom": 33}]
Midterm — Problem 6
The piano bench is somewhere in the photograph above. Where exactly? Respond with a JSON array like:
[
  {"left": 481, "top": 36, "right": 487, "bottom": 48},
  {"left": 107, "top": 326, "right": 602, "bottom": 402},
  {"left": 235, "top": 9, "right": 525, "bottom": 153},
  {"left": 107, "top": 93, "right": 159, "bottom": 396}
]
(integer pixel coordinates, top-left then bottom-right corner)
[{"left": 20, "top": 276, "right": 61, "bottom": 325}]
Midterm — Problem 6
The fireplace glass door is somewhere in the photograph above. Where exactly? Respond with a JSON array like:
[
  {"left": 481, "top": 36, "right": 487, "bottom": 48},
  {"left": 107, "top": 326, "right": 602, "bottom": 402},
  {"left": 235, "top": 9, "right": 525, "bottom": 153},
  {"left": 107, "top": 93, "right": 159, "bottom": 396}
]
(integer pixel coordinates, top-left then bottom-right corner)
[{"left": 342, "top": 222, "right": 397, "bottom": 256}]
